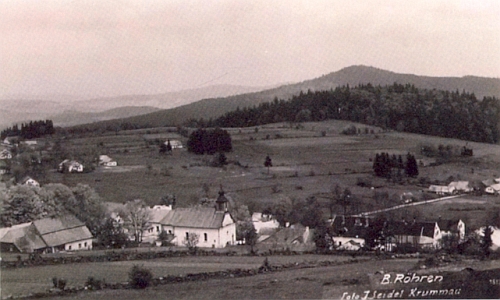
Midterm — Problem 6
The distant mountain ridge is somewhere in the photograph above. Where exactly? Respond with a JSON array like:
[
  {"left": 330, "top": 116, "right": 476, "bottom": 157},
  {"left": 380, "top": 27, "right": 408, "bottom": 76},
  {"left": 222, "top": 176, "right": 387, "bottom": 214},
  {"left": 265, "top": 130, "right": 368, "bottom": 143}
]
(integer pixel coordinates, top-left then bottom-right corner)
[
  {"left": 69, "top": 65, "right": 500, "bottom": 130},
  {"left": 0, "top": 84, "right": 271, "bottom": 128}
]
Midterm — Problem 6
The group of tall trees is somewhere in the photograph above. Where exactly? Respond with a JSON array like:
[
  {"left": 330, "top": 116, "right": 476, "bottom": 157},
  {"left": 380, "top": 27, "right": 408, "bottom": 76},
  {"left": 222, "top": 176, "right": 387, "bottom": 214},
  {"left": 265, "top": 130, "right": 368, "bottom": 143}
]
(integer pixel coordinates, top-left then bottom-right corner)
[
  {"left": 1, "top": 120, "right": 55, "bottom": 140},
  {"left": 186, "top": 128, "right": 232, "bottom": 155},
  {"left": 372, "top": 152, "right": 419, "bottom": 179},
  {"left": 0, "top": 183, "right": 105, "bottom": 236},
  {"left": 201, "top": 84, "right": 499, "bottom": 144}
]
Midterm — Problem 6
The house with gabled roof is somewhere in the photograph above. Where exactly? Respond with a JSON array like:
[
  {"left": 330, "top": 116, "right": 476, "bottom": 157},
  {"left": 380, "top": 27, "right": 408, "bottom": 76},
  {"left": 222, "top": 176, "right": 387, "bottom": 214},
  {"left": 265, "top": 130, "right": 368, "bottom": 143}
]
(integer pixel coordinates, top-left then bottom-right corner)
[
  {"left": 33, "top": 215, "right": 93, "bottom": 252},
  {"left": 255, "top": 224, "right": 315, "bottom": 252},
  {"left": 99, "top": 155, "right": 117, "bottom": 167},
  {"left": 330, "top": 215, "right": 371, "bottom": 250},
  {"left": 438, "top": 219, "right": 466, "bottom": 242},
  {"left": 0, "top": 160, "right": 8, "bottom": 174},
  {"left": 58, "top": 159, "right": 84, "bottom": 173},
  {"left": 386, "top": 220, "right": 442, "bottom": 249},
  {"left": 0, "top": 215, "right": 93, "bottom": 253},
  {"left": 0, "top": 149, "right": 12, "bottom": 159},
  {"left": 448, "top": 181, "right": 473, "bottom": 193},
  {"left": 165, "top": 139, "right": 183, "bottom": 149},
  {"left": 428, "top": 185, "right": 455, "bottom": 195},
  {"left": 159, "top": 190, "right": 236, "bottom": 248},
  {"left": 20, "top": 176, "right": 40, "bottom": 187},
  {"left": 142, "top": 205, "right": 174, "bottom": 243}
]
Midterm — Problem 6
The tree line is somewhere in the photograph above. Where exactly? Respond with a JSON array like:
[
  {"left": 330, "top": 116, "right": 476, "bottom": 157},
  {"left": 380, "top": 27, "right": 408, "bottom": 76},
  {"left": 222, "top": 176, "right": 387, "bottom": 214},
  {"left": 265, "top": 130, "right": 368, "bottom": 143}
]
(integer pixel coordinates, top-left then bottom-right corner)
[
  {"left": 196, "top": 84, "right": 499, "bottom": 143},
  {"left": 1, "top": 120, "right": 55, "bottom": 140}
]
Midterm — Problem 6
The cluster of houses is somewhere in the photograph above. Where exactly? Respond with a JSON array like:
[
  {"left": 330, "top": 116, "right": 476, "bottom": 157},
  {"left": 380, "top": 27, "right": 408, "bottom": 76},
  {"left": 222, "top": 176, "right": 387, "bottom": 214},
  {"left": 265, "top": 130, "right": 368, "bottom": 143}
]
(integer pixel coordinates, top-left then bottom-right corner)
[
  {"left": 329, "top": 215, "right": 465, "bottom": 251},
  {"left": 482, "top": 178, "right": 500, "bottom": 195},
  {"left": 428, "top": 178, "right": 500, "bottom": 196}
]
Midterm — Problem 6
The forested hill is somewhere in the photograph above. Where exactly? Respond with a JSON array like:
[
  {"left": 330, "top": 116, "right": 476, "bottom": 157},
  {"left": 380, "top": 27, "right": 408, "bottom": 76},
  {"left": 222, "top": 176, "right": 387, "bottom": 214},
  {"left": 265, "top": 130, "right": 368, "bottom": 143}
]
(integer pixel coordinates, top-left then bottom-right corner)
[
  {"left": 206, "top": 83, "right": 499, "bottom": 144},
  {"left": 65, "top": 66, "right": 500, "bottom": 134}
]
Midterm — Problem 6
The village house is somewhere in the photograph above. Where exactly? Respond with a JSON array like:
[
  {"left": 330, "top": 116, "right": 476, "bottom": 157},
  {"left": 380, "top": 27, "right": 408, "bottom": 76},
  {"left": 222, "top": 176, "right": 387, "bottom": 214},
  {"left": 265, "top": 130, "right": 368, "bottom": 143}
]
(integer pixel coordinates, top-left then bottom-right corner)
[
  {"left": 330, "top": 215, "right": 370, "bottom": 251},
  {"left": 58, "top": 159, "right": 84, "bottom": 173},
  {"left": 252, "top": 212, "right": 280, "bottom": 234},
  {"left": 99, "top": 155, "right": 117, "bottom": 167},
  {"left": 255, "top": 224, "right": 315, "bottom": 252},
  {"left": 448, "top": 181, "right": 473, "bottom": 193},
  {"left": 428, "top": 184, "right": 455, "bottom": 195},
  {"left": 20, "top": 176, "right": 40, "bottom": 187},
  {"left": 0, "top": 160, "right": 8, "bottom": 174},
  {"left": 386, "top": 219, "right": 442, "bottom": 249},
  {"left": 438, "top": 219, "right": 466, "bottom": 242},
  {"left": 485, "top": 184, "right": 500, "bottom": 195},
  {"left": 142, "top": 205, "right": 174, "bottom": 244},
  {"left": 165, "top": 139, "right": 183, "bottom": 149},
  {"left": 0, "top": 215, "right": 93, "bottom": 253},
  {"left": 0, "top": 149, "right": 12, "bottom": 159}
]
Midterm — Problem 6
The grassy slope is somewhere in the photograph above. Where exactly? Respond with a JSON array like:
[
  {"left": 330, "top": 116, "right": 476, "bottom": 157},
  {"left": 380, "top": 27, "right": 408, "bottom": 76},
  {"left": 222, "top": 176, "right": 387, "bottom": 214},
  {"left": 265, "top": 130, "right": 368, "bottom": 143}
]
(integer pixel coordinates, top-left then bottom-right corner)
[
  {"left": 1, "top": 255, "right": 356, "bottom": 297},
  {"left": 41, "top": 120, "right": 500, "bottom": 228},
  {"left": 40, "top": 258, "right": 500, "bottom": 300}
]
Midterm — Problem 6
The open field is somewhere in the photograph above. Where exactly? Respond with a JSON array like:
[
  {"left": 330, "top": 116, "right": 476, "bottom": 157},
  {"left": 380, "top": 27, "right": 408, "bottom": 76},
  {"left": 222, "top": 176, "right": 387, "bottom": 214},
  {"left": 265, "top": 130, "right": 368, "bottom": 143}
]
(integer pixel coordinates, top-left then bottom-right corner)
[
  {"left": 36, "top": 258, "right": 500, "bottom": 300},
  {"left": 35, "top": 120, "right": 500, "bottom": 227},
  {"left": 0, "top": 254, "right": 358, "bottom": 297}
]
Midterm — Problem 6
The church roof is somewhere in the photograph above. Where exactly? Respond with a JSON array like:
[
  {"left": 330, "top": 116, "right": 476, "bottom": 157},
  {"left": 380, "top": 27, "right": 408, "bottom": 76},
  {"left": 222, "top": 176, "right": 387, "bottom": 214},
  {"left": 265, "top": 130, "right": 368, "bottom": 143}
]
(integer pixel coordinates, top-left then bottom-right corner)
[{"left": 160, "top": 207, "right": 228, "bottom": 229}]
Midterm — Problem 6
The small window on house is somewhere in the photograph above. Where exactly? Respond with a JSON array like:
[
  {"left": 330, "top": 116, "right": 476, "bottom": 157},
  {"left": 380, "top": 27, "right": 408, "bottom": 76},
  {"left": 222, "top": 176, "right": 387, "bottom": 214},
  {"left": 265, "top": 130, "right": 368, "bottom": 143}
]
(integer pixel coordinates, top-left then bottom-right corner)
[
  {"left": 204, "top": 233, "right": 208, "bottom": 242},
  {"left": 156, "top": 226, "right": 160, "bottom": 232},
  {"left": 84, "top": 242, "right": 87, "bottom": 247},
  {"left": 79, "top": 243, "right": 81, "bottom": 249},
  {"left": 186, "top": 232, "right": 189, "bottom": 239},
  {"left": 169, "top": 230, "right": 172, "bottom": 234},
  {"left": 69, "top": 245, "right": 72, "bottom": 250}
]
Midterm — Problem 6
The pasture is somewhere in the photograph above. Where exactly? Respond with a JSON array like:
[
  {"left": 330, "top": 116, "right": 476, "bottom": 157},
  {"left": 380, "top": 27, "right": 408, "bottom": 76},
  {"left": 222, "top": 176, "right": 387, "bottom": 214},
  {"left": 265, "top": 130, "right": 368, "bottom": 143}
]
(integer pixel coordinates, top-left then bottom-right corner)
[
  {"left": 36, "top": 258, "right": 500, "bottom": 299},
  {"left": 0, "top": 254, "right": 357, "bottom": 297},
  {"left": 41, "top": 120, "right": 500, "bottom": 226}
]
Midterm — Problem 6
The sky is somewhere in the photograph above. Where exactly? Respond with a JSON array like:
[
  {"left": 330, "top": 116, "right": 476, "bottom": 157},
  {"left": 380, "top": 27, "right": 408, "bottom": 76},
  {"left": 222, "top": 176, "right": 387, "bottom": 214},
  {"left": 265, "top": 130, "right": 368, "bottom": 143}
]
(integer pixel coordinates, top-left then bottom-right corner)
[{"left": 1, "top": 0, "right": 499, "bottom": 99}]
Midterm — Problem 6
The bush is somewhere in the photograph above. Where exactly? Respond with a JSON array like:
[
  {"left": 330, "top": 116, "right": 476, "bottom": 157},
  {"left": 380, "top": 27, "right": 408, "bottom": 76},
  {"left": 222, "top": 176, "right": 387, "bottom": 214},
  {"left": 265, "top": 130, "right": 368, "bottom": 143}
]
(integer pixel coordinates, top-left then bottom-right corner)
[
  {"left": 129, "top": 265, "right": 153, "bottom": 289},
  {"left": 86, "top": 276, "right": 105, "bottom": 290},
  {"left": 52, "top": 277, "right": 67, "bottom": 290}
]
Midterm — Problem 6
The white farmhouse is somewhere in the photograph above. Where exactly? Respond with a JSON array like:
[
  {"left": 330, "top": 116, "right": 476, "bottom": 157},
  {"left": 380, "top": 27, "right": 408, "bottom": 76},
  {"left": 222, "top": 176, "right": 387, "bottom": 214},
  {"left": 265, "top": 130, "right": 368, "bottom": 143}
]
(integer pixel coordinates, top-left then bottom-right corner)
[
  {"left": 99, "top": 155, "right": 117, "bottom": 167},
  {"left": 20, "top": 176, "right": 40, "bottom": 187},
  {"left": 165, "top": 139, "right": 183, "bottom": 149}
]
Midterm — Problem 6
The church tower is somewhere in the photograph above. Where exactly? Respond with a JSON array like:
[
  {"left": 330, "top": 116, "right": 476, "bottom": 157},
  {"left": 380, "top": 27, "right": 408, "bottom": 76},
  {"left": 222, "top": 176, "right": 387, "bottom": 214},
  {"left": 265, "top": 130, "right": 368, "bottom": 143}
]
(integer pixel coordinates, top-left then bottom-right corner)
[{"left": 216, "top": 186, "right": 229, "bottom": 212}]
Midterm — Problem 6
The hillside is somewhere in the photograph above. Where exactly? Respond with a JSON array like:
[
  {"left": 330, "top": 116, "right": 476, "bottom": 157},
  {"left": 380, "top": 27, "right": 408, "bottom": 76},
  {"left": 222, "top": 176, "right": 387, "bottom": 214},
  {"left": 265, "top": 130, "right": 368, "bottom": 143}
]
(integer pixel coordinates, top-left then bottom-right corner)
[
  {"left": 49, "top": 106, "right": 162, "bottom": 127},
  {"left": 68, "top": 65, "right": 500, "bottom": 131},
  {"left": 0, "top": 84, "right": 270, "bottom": 128}
]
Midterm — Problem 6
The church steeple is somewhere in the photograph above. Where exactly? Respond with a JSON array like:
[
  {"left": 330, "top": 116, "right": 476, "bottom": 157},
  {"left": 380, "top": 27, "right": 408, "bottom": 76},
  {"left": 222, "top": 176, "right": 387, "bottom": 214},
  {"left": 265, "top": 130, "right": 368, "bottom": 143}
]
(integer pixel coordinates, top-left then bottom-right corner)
[{"left": 216, "top": 185, "right": 228, "bottom": 212}]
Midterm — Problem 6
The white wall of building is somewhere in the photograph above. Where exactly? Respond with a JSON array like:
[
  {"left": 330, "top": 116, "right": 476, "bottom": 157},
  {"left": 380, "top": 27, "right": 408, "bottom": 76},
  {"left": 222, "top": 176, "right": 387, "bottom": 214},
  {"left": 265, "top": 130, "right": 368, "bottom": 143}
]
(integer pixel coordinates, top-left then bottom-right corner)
[{"left": 64, "top": 238, "right": 93, "bottom": 251}]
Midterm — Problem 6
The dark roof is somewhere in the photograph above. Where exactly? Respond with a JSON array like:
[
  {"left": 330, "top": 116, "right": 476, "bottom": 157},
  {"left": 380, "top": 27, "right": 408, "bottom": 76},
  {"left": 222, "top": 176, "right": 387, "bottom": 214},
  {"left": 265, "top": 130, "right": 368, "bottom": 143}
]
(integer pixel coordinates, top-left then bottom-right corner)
[
  {"left": 160, "top": 207, "right": 228, "bottom": 229},
  {"left": 15, "top": 225, "right": 47, "bottom": 252},
  {"left": 0, "top": 223, "right": 46, "bottom": 252},
  {"left": 33, "top": 215, "right": 85, "bottom": 235},
  {"left": 437, "top": 219, "right": 465, "bottom": 233},
  {"left": 216, "top": 189, "right": 229, "bottom": 204},
  {"left": 20, "top": 176, "right": 35, "bottom": 184},
  {"left": 42, "top": 226, "right": 93, "bottom": 247},
  {"left": 331, "top": 215, "right": 372, "bottom": 238},
  {"left": 386, "top": 221, "right": 436, "bottom": 238},
  {"left": 260, "top": 224, "right": 310, "bottom": 245}
]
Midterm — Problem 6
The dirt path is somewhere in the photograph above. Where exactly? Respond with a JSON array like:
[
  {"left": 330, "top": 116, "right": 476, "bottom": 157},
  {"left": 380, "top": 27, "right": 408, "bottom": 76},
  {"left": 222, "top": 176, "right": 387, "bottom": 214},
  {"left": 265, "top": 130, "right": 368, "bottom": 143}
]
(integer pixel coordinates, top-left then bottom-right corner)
[{"left": 355, "top": 194, "right": 464, "bottom": 216}]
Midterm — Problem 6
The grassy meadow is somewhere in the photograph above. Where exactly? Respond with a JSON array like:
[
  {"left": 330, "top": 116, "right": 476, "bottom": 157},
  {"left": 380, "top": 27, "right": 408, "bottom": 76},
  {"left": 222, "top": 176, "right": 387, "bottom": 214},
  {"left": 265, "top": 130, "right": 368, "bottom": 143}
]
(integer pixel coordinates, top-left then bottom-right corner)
[
  {"left": 38, "top": 120, "right": 500, "bottom": 226},
  {"left": 1, "top": 254, "right": 357, "bottom": 297}
]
